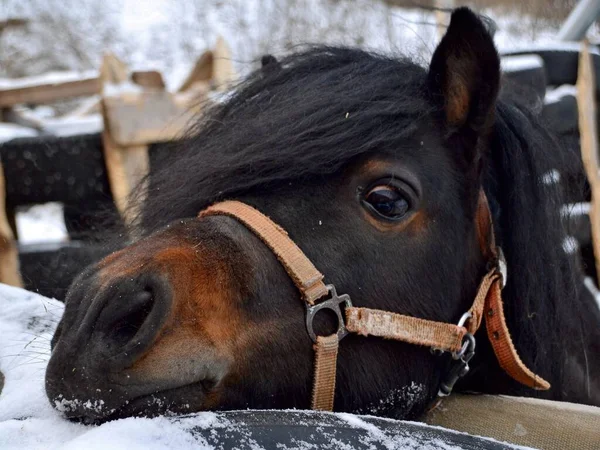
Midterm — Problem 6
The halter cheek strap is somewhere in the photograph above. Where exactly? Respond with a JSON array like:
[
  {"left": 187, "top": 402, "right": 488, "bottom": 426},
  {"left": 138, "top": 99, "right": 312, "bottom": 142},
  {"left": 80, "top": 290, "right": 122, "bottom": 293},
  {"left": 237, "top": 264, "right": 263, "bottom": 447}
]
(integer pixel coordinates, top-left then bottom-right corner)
[{"left": 199, "top": 195, "right": 549, "bottom": 411}]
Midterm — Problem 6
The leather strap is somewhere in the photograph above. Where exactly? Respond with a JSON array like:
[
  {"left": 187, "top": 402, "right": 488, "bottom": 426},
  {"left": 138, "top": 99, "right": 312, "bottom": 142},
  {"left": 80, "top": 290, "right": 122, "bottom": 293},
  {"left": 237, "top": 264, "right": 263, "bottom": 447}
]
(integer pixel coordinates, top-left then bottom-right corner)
[
  {"left": 200, "top": 201, "right": 329, "bottom": 304},
  {"left": 346, "top": 307, "right": 466, "bottom": 353},
  {"left": 485, "top": 280, "right": 551, "bottom": 390},
  {"left": 311, "top": 334, "right": 340, "bottom": 410},
  {"left": 474, "top": 193, "right": 550, "bottom": 390}
]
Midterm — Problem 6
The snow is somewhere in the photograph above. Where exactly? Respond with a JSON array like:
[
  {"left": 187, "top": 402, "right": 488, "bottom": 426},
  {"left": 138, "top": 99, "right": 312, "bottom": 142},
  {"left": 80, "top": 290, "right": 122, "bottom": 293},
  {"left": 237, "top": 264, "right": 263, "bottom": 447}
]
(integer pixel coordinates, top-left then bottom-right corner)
[
  {"left": 0, "top": 124, "right": 38, "bottom": 144},
  {"left": 103, "top": 80, "right": 144, "bottom": 97},
  {"left": 501, "top": 55, "right": 544, "bottom": 73},
  {"left": 542, "top": 169, "right": 560, "bottom": 185},
  {"left": 561, "top": 202, "right": 591, "bottom": 217},
  {"left": 0, "top": 71, "right": 98, "bottom": 90},
  {"left": 40, "top": 114, "right": 103, "bottom": 137},
  {"left": 544, "top": 84, "right": 578, "bottom": 105},
  {"left": 562, "top": 236, "right": 579, "bottom": 254},
  {"left": 501, "top": 41, "right": 600, "bottom": 57},
  {"left": 15, "top": 203, "right": 68, "bottom": 245}
]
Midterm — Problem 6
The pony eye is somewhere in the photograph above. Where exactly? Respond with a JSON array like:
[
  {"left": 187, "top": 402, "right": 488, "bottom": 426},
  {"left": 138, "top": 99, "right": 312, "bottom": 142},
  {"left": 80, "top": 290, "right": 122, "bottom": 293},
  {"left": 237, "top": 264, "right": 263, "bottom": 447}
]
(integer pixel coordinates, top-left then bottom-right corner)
[{"left": 364, "top": 185, "right": 409, "bottom": 220}]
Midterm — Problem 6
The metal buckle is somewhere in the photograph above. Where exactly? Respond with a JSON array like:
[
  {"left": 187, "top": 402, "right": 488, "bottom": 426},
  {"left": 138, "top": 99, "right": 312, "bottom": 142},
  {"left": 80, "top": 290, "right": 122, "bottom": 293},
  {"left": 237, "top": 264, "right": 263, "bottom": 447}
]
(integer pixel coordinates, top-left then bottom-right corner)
[
  {"left": 305, "top": 284, "right": 353, "bottom": 343},
  {"left": 438, "top": 332, "right": 476, "bottom": 397}
]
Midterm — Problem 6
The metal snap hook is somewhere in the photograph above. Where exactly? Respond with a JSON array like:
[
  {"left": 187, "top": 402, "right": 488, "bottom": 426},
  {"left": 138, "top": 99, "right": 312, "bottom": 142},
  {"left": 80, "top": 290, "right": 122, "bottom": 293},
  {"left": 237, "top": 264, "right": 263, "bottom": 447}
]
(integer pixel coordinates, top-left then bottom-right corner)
[{"left": 438, "top": 332, "right": 476, "bottom": 397}]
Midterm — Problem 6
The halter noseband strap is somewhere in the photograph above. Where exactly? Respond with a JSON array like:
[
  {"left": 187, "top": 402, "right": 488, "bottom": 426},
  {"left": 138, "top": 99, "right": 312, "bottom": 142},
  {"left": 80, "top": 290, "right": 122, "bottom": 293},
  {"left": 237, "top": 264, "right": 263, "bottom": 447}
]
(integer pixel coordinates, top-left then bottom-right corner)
[{"left": 199, "top": 194, "right": 549, "bottom": 411}]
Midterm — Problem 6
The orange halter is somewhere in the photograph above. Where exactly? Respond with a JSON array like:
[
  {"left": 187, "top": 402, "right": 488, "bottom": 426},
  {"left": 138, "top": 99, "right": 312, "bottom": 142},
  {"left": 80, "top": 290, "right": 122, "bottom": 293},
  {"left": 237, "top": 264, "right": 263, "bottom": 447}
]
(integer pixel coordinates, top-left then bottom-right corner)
[{"left": 199, "top": 191, "right": 549, "bottom": 411}]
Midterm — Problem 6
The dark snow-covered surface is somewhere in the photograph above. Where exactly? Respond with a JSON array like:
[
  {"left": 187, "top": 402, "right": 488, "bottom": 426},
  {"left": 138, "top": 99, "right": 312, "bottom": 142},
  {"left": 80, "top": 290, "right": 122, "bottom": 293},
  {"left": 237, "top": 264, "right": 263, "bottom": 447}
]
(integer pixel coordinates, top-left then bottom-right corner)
[{"left": 0, "top": 284, "right": 531, "bottom": 449}]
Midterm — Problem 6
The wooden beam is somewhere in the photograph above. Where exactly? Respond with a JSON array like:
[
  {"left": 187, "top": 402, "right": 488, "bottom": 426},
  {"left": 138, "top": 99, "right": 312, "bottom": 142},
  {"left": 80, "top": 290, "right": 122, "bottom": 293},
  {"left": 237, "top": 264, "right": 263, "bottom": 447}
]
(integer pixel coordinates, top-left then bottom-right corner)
[
  {"left": 0, "top": 74, "right": 100, "bottom": 107},
  {"left": 103, "top": 90, "right": 205, "bottom": 147},
  {"left": 100, "top": 52, "right": 150, "bottom": 225},
  {"left": 1, "top": 107, "right": 44, "bottom": 130},
  {"left": 577, "top": 40, "right": 600, "bottom": 284},
  {"left": 99, "top": 52, "right": 128, "bottom": 85},
  {"left": 177, "top": 50, "right": 213, "bottom": 92},
  {"left": 0, "top": 18, "right": 27, "bottom": 34},
  {"left": 101, "top": 129, "right": 148, "bottom": 223},
  {"left": 0, "top": 161, "right": 22, "bottom": 287},
  {"left": 212, "top": 36, "right": 236, "bottom": 91},
  {"left": 132, "top": 70, "right": 166, "bottom": 90}
]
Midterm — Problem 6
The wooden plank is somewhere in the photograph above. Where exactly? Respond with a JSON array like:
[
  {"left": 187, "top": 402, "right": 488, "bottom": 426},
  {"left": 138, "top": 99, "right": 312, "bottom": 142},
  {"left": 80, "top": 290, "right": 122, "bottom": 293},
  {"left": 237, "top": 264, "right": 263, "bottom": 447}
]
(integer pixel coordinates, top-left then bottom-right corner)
[
  {"left": 99, "top": 52, "right": 128, "bottom": 85},
  {"left": 212, "top": 36, "right": 236, "bottom": 91},
  {"left": 132, "top": 70, "right": 166, "bottom": 90},
  {"left": 103, "top": 90, "right": 205, "bottom": 147},
  {"left": 101, "top": 129, "right": 148, "bottom": 224},
  {"left": 0, "top": 161, "right": 22, "bottom": 287},
  {"left": 0, "top": 75, "right": 100, "bottom": 107},
  {"left": 177, "top": 50, "right": 213, "bottom": 92},
  {"left": 1, "top": 107, "right": 44, "bottom": 130},
  {"left": 100, "top": 52, "right": 150, "bottom": 225},
  {"left": 577, "top": 40, "right": 600, "bottom": 283}
]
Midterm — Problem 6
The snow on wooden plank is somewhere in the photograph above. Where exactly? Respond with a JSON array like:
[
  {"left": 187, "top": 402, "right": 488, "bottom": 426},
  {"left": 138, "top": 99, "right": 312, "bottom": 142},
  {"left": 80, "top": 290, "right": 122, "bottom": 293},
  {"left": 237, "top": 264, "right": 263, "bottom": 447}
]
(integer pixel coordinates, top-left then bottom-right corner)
[
  {"left": 0, "top": 71, "right": 100, "bottom": 107},
  {"left": 544, "top": 84, "right": 578, "bottom": 105},
  {"left": 501, "top": 55, "right": 544, "bottom": 73},
  {"left": 103, "top": 90, "right": 203, "bottom": 146},
  {"left": 0, "top": 123, "right": 38, "bottom": 144},
  {"left": 502, "top": 42, "right": 600, "bottom": 57}
]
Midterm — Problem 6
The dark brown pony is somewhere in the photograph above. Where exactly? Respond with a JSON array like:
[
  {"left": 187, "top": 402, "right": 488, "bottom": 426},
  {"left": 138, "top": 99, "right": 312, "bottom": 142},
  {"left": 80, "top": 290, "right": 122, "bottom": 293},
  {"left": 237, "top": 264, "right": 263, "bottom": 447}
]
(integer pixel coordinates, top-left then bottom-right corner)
[{"left": 46, "top": 8, "right": 600, "bottom": 423}]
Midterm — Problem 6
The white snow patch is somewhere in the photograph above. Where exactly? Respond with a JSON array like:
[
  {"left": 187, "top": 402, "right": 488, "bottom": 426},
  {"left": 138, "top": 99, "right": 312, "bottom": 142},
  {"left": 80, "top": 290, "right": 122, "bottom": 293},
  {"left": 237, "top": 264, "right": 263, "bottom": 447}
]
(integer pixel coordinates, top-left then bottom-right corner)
[
  {"left": 0, "top": 124, "right": 38, "bottom": 144},
  {"left": 561, "top": 202, "right": 590, "bottom": 217},
  {"left": 41, "top": 114, "right": 103, "bottom": 136},
  {"left": 562, "top": 236, "right": 579, "bottom": 254},
  {"left": 502, "top": 42, "right": 600, "bottom": 57},
  {"left": 541, "top": 169, "right": 560, "bottom": 185},
  {"left": 501, "top": 55, "right": 544, "bottom": 73},
  {"left": 0, "top": 71, "right": 98, "bottom": 90},
  {"left": 15, "top": 203, "right": 68, "bottom": 245},
  {"left": 103, "top": 80, "right": 143, "bottom": 97},
  {"left": 545, "top": 84, "right": 578, "bottom": 105}
]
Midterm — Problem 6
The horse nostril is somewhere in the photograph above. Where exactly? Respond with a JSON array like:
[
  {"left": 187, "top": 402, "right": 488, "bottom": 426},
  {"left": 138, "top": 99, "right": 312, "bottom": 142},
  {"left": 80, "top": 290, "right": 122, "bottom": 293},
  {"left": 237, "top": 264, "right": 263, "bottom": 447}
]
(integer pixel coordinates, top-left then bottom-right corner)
[
  {"left": 111, "top": 290, "right": 154, "bottom": 346},
  {"left": 95, "top": 288, "right": 156, "bottom": 353}
]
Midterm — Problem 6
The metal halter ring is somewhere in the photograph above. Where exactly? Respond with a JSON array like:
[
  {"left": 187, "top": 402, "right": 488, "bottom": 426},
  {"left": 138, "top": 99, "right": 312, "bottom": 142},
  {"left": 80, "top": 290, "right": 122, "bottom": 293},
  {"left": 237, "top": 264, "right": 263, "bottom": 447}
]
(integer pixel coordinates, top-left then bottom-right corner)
[
  {"left": 452, "top": 312, "right": 473, "bottom": 359},
  {"left": 305, "top": 284, "right": 353, "bottom": 343}
]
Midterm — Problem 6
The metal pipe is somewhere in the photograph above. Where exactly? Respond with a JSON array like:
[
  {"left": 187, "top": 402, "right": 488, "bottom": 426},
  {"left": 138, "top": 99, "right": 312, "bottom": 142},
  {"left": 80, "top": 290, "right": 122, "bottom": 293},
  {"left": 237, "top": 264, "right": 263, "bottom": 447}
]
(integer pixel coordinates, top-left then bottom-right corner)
[{"left": 557, "top": 0, "right": 600, "bottom": 41}]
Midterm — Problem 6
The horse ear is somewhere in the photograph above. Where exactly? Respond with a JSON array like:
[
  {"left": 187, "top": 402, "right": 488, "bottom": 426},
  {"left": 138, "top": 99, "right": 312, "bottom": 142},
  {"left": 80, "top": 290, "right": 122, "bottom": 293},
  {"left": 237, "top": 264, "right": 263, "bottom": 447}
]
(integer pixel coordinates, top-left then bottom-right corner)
[
  {"left": 427, "top": 8, "right": 500, "bottom": 144},
  {"left": 261, "top": 54, "right": 281, "bottom": 75}
]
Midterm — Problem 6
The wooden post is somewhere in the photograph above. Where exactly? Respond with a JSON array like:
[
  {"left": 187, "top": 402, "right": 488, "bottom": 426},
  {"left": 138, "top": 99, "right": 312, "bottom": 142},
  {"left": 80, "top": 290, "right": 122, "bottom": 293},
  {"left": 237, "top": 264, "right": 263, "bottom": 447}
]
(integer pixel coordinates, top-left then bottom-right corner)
[
  {"left": 0, "top": 74, "right": 100, "bottom": 107},
  {"left": 99, "top": 53, "right": 149, "bottom": 226},
  {"left": 434, "top": 0, "right": 454, "bottom": 41},
  {"left": 577, "top": 40, "right": 600, "bottom": 283},
  {"left": 0, "top": 161, "right": 22, "bottom": 287},
  {"left": 212, "top": 36, "right": 236, "bottom": 91}
]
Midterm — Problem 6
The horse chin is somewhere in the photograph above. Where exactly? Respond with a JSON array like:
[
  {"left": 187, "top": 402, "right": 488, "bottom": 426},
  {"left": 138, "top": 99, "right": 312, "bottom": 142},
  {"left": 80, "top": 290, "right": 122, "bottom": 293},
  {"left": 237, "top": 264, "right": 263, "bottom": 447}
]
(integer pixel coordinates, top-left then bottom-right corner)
[{"left": 55, "top": 380, "right": 213, "bottom": 425}]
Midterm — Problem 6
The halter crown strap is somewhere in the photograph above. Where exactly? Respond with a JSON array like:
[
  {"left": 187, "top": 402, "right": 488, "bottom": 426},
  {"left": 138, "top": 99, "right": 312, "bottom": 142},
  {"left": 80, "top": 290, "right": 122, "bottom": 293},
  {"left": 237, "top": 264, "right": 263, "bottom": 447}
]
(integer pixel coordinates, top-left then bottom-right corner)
[{"left": 199, "top": 197, "right": 549, "bottom": 412}]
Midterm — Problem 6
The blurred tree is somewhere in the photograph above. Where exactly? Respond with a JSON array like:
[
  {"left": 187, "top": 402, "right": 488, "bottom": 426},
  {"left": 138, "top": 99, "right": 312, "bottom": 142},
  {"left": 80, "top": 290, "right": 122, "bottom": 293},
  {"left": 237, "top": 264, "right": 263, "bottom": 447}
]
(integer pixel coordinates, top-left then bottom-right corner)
[{"left": 0, "top": 0, "right": 129, "bottom": 77}]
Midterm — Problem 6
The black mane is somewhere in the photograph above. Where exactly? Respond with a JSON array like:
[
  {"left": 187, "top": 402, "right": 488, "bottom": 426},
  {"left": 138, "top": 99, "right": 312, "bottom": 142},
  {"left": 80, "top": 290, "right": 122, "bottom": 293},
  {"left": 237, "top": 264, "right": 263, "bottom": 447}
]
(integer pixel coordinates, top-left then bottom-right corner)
[
  {"left": 137, "top": 46, "right": 595, "bottom": 399},
  {"left": 139, "top": 47, "right": 432, "bottom": 231}
]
